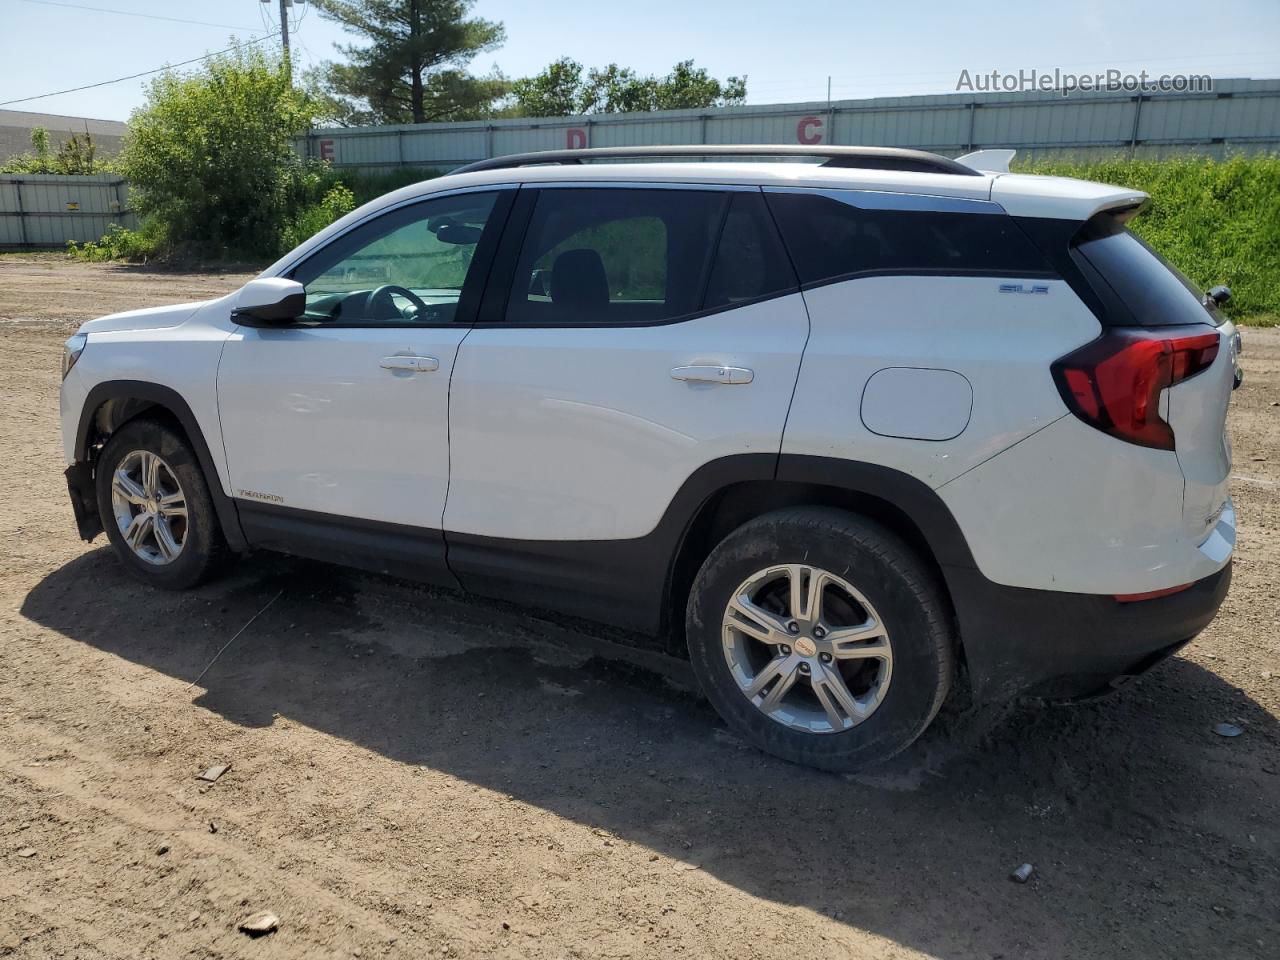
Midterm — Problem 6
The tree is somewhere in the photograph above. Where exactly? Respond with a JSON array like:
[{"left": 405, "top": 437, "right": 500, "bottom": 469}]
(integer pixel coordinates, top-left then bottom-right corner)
[
  {"left": 507, "top": 59, "right": 747, "bottom": 117},
  {"left": 504, "top": 58, "right": 585, "bottom": 117},
  {"left": 120, "top": 46, "right": 314, "bottom": 258},
  {"left": 311, "top": 0, "right": 506, "bottom": 124}
]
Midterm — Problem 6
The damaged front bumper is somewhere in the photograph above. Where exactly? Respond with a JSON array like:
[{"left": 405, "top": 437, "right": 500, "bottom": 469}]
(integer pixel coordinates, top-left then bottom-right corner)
[{"left": 65, "top": 462, "right": 103, "bottom": 542}]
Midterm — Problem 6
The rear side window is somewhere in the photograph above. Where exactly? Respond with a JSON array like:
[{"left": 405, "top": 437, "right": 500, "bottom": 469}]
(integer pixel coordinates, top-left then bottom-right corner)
[
  {"left": 764, "top": 191, "right": 1053, "bottom": 286},
  {"left": 1071, "top": 216, "right": 1213, "bottom": 327},
  {"left": 703, "top": 192, "right": 799, "bottom": 309},
  {"left": 507, "top": 188, "right": 726, "bottom": 325}
]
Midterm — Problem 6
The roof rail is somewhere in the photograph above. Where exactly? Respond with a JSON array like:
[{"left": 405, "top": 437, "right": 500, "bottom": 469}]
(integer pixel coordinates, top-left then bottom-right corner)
[{"left": 452, "top": 144, "right": 982, "bottom": 177}]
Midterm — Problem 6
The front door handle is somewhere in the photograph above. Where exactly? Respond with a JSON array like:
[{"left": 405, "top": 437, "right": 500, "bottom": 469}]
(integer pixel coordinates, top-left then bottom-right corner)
[
  {"left": 671, "top": 364, "right": 754, "bottom": 385},
  {"left": 380, "top": 356, "right": 440, "bottom": 373}
]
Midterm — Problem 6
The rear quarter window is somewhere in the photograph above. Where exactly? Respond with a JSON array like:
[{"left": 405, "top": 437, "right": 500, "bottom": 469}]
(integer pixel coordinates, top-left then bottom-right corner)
[
  {"left": 1071, "top": 216, "right": 1215, "bottom": 327},
  {"left": 764, "top": 191, "right": 1053, "bottom": 286}
]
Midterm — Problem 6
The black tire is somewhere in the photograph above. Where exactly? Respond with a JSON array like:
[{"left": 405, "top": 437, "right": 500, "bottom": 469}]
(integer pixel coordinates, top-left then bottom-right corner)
[
  {"left": 686, "top": 507, "right": 955, "bottom": 772},
  {"left": 95, "top": 418, "right": 227, "bottom": 589}
]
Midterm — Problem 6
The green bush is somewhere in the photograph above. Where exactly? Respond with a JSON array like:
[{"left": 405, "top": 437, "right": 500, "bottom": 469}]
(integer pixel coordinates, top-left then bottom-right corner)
[
  {"left": 120, "top": 45, "right": 314, "bottom": 261},
  {"left": 281, "top": 183, "right": 357, "bottom": 252},
  {"left": 341, "top": 167, "right": 444, "bottom": 206},
  {"left": 67, "top": 221, "right": 164, "bottom": 262},
  {"left": 1017, "top": 153, "right": 1280, "bottom": 325}
]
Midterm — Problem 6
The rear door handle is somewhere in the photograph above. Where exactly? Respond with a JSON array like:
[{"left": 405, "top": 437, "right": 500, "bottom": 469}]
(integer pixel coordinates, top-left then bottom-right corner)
[
  {"left": 670, "top": 364, "right": 754, "bottom": 385},
  {"left": 380, "top": 356, "right": 439, "bottom": 373}
]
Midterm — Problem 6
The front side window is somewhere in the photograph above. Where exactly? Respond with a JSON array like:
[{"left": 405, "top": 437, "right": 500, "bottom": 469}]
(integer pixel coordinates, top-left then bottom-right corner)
[
  {"left": 291, "top": 191, "right": 500, "bottom": 325},
  {"left": 506, "top": 188, "right": 728, "bottom": 325}
]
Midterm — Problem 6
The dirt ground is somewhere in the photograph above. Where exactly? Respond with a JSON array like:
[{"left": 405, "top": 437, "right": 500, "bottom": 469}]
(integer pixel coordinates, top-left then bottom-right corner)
[{"left": 0, "top": 256, "right": 1277, "bottom": 960}]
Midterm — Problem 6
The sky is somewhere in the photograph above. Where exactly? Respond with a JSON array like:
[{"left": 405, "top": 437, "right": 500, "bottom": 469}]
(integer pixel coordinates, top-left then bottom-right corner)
[{"left": 2, "top": 0, "right": 1279, "bottom": 122}]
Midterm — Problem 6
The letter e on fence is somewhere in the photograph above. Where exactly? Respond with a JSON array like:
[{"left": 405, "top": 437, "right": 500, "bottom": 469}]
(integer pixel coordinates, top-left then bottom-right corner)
[
  {"left": 566, "top": 128, "right": 587, "bottom": 150},
  {"left": 797, "top": 116, "right": 824, "bottom": 145},
  {"left": 319, "top": 139, "right": 335, "bottom": 163}
]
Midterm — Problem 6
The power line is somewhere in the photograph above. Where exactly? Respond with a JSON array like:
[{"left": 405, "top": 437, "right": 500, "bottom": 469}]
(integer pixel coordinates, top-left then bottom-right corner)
[
  {"left": 15, "top": 0, "right": 261, "bottom": 31},
  {"left": 0, "top": 34, "right": 280, "bottom": 107}
]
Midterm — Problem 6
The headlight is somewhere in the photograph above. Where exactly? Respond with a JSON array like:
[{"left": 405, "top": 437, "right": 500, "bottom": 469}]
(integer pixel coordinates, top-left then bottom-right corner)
[{"left": 62, "top": 333, "right": 87, "bottom": 379}]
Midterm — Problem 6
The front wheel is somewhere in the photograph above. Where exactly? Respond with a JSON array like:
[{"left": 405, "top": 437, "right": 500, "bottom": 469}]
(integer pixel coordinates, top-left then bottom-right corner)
[
  {"left": 686, "top": 507, "right": 955, "bottom": 772},
  {"left": 95, "top": 418, "right": 227, "bottom": 589}
]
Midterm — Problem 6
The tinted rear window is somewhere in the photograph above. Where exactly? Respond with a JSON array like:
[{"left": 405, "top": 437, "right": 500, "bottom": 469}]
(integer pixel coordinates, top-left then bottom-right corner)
[
  {"left": 764, "top": 191, "right": 1053, "bottom": 286},
  {"left": 503, "top": 188, "right": 798, "bottom": 325},
  {"left": 1071, "top": 216, "right": 1214, "bottom": 327},
  {"left": 506, "top": 188, "right": 726, "bottom": 325},
  {"left": 703, "top": 192, "right": 798, "bottom": 310}
]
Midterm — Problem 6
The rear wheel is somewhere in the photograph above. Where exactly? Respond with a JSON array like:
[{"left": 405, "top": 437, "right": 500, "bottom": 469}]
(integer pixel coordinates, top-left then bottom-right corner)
[
  {"left": 686, "top": 507, "right": 954, "bottom": 771},
  {"left": 95, "top": 418, "right": 226, "bottom": 589}
]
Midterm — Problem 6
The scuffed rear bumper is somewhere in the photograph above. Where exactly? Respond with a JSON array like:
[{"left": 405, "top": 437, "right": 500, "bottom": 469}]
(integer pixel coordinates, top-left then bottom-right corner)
[{"left": 946, "top": 562, "right": 1232, "bottom": 702}]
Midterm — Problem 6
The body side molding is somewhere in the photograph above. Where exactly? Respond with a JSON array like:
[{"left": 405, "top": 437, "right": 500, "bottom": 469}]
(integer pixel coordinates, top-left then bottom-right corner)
[{"left": 235, "top": 499, "right": 459, "bottom": 591}]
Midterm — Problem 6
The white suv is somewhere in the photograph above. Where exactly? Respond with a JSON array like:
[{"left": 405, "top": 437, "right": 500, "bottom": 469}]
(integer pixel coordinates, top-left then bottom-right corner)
[{"left": 59, "top": 145, "right": 1239, "bottom": 771}]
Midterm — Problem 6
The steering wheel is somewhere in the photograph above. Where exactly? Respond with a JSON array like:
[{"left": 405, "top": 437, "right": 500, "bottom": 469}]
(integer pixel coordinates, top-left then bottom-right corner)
[{"left": 367, "top": 284, "right": 431, "bottom": 321}]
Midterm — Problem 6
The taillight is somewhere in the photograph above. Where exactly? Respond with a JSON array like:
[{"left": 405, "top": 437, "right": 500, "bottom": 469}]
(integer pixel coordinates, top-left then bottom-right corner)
[{"left": 1051, "top": 330, "right": 1220, "bottom": 450}]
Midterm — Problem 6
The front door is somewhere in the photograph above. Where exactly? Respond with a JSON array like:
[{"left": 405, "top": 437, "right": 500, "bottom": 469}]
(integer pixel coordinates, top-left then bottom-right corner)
[{"left": 217, "top": 188, "right": 511, "bottom": 564}]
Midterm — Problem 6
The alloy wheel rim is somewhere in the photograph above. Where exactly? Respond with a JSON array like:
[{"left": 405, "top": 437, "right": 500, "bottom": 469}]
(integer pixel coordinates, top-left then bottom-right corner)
[
  {"left": 110, "top": 450, "right": 188, "bottom": 566},
  {"left": 721, "top": 563, "right": 893, "bottom": 734}
]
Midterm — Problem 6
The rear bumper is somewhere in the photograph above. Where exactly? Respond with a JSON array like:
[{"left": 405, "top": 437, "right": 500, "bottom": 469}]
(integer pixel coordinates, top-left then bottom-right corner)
[{"left": 946, "top": 561, "right": 1232, "bottom": 701}]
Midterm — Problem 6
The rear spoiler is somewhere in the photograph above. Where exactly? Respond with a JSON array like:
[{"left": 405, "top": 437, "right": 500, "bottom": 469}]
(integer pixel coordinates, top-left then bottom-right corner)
[
  {"left": 1095, "top": 197, "right": 1149, "bottom": 224},
  {"left": 956, "top": 149, "right": 1017, "bottom": 173},
  {"left": 990, "top": 175, "right": 1149, "bottom": 221}
]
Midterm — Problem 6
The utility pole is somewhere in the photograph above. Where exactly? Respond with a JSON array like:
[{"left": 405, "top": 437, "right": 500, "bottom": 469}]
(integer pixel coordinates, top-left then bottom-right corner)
[
  {"left": 262, "top": 0, "right": 293, "bottom": 75},
  {"left": 279, "top": 0, "right": 291, "bottom": 71}
]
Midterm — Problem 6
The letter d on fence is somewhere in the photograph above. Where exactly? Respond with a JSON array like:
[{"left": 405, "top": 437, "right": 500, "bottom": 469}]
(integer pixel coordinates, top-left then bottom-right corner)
[{"left": 566, "top": 128, "right": 587, "bottom": 149}]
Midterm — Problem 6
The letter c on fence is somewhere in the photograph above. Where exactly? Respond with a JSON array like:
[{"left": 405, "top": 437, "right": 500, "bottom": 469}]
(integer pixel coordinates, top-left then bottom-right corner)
[
  {"left": 566, "top": 128, "right": 587, "bottom": 149},
  {"left": 797, "top": 116, "right": 824, "bottom": 145},
  {"left": 319, "top": 139, "right": 335, "bottom": 162}
]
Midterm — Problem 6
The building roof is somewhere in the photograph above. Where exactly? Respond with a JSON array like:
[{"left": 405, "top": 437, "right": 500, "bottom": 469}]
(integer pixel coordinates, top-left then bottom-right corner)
[{"left": 0, "top": 109, "right": 126, "bottom": 137}]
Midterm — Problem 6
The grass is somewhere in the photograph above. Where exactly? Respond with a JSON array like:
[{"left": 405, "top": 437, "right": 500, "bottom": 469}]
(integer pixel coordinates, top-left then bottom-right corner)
[{"left": 1016, "top": 153, "right": 1280, "bottom": 326}]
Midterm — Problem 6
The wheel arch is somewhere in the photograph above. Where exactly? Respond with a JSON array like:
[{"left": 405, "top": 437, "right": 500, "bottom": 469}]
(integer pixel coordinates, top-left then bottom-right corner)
[
  {"left": 664, "top": 455, "right": 977, "bottom": 666},
  {"left": 75, "top": 380, "right": 247, "bottom": 550}
]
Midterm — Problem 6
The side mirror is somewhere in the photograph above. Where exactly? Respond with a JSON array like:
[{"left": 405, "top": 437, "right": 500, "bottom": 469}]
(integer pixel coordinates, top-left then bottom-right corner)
[
  {"left": 233, "top": 277, "right": 305, "bottom": 324},
  {"left": 1206, "top": 284, "right": 1232, "bottom": 307}
]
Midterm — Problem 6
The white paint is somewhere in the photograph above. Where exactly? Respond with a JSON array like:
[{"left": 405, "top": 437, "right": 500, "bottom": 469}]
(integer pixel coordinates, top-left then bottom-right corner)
[
  {"left": 989, "top": 173, "right": 1148, "bottom": 220},
  {"left": 956, "top": 149, "right": 1017, "bottom": 173},
  {"left": 216, "top": 325, "right": 467, "bottom": 528},
  {"left": 782, "top": 275, "right": 1099, "bottom": 488},
  {"left": 443, "top": 295, "right": 809, "bottom": 540},
  {"left": 860, "top": 367, "right": 972, "bottom": 441},
  {"left": 1169, "top": 320, "right": 1236, "bottom": 544},
  {"left": 60, "top": 297, "right": 236, "bottom": 488},
  {"left": 937, "top": 416, "right": 1229, "bottom": 594}
]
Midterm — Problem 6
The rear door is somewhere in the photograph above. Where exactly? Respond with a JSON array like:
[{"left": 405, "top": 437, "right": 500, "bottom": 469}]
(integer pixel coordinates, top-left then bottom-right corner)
[{"left": 442, "top": 184, "right": 809, "bottom": 606}]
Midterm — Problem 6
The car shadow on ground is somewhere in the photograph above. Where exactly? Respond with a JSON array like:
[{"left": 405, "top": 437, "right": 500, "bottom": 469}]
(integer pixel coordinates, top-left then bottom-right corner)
[{"left": 21, "top": 548, "right": 1280, "bottom": 959}]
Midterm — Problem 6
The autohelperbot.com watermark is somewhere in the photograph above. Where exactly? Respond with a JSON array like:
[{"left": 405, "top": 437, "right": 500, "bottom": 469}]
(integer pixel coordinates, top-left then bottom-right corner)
[{"left": 956, "top": 68, "right": 1213, "bottom": 97}]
